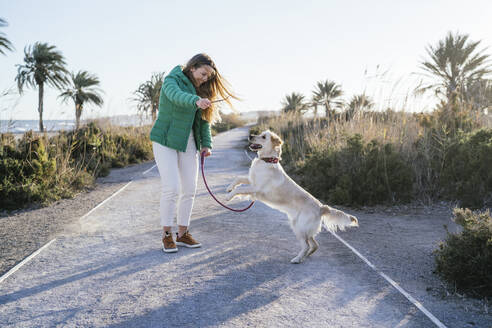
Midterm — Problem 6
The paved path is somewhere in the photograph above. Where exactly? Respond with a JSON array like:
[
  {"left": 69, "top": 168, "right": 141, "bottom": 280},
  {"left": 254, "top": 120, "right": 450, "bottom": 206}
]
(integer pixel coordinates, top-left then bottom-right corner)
[{"left": 0, "top": 126, "right": 455, "bottom": 327}]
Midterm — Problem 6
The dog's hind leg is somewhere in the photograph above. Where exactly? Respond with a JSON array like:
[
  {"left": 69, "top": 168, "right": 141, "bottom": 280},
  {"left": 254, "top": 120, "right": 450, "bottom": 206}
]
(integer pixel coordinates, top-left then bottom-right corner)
[
  {"left": 306, "top": 236, "right": 319, "bottom": 257},
  {"left": 290, "top": 238, "right": 310, "bottom": 264}
]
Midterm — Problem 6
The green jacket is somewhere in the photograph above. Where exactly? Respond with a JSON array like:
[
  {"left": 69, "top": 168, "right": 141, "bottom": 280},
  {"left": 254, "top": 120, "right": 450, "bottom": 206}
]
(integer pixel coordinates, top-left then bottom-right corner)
[{"left": 150, "top": 65, "right": 213, "bottom": 152}]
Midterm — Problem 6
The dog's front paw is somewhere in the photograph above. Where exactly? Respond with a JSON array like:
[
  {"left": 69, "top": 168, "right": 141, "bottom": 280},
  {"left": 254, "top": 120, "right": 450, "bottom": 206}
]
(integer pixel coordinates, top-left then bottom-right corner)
[{"left": 226, "top": 183, "right": 235, "bottom": 193}]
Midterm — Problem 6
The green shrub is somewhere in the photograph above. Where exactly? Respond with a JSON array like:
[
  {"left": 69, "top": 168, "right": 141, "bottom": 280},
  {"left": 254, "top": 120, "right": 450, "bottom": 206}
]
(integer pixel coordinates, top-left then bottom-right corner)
[
  {"left": 0, "top": 122, "right": 152, "bottom": 211},
  {"left": 0, "top": 133, "right": 60, "bottom": 208},
  {"left": 435, "top": 208, "right": 492, "bottom": 298},
  {"left": 211, "top": 112, "right": 246, "bottom": 136},
  {"left": 57, "top": 122, "right": 153, "bottom": 177},
  {"left": 251, "top": 110, "right": 492, "bottom": 207},
  {"left": 294, "top": 134, "right": 414, "bottom": 206},
  {"left": 440, "top": 129, "right": 492, "bottom": 208},
  {"left": 72, "top": 169, "right": 94, "bottom": 189}
]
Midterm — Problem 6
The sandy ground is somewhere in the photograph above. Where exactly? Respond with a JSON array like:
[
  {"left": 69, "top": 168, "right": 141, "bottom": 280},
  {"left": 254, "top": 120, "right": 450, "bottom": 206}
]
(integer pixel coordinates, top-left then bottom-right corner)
[{"left": 0, "top": 126, "right": 490, "bottom": 327}]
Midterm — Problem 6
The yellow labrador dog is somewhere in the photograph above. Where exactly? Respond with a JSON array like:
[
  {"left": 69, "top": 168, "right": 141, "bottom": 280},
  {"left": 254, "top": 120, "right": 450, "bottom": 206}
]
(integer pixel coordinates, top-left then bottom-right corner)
[{"left": 226, "top": 130, "right": 359, "bottom": 264}]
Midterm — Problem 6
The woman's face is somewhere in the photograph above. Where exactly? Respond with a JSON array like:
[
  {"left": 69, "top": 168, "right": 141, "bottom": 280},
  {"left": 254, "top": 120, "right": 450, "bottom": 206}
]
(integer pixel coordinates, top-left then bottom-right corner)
[{"left": 190, "top": 65, "right": 214, "bottom": 87}]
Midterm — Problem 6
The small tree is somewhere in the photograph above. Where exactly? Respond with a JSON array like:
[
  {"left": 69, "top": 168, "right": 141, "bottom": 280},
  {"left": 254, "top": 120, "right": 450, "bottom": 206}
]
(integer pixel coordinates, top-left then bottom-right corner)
[
  {"left": 312, "top": 80, "right": 344, "bottom": 119},
  {"left": 346, "top": 94, "right": 374, "bottom": 120},
  {"left": 15, "top": 42, "right": 69, "bottom": 132},
  {"left": 132, "top": 72, "right": 165, "bottom": 121},
  {"left": 281, "top": 92, "right": 309, "bottom": 115},
  {"left": 59, "top": 71, "right": 104, "bottom": 130},
  {"left": 416, "top": 31, "right": 492, "bottom": 104}
]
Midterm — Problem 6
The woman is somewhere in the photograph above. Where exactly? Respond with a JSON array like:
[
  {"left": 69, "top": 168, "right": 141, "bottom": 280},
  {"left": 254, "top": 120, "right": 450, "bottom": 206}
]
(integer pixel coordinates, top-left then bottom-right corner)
[{"left": 150, "top": 53, "right": 237, "bottom": 253}]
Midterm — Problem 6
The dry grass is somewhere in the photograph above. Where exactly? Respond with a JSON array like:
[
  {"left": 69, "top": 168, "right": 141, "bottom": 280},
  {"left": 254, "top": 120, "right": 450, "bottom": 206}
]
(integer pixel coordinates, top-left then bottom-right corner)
[{"left": 252, "top": 107, "right": 492, "bottom": 205}]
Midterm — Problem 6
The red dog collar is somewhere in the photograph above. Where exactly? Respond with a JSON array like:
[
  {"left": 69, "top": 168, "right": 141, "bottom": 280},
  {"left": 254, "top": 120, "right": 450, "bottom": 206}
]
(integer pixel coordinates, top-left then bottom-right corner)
[{"left": 260, "top": 157, "right": 279, "bottom": 164}]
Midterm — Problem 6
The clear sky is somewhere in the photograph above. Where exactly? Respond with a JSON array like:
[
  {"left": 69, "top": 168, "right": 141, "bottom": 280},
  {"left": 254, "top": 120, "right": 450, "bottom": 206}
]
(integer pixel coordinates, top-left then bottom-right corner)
[{"left": 1, "top": 0, "right": 492, "bottom": 120}]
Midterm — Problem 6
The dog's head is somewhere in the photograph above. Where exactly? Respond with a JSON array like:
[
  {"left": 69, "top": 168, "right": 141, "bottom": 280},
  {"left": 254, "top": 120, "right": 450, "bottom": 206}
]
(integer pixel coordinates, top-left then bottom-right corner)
[{"left": 248, "top": 130, "right": 283, "bottom": 158}]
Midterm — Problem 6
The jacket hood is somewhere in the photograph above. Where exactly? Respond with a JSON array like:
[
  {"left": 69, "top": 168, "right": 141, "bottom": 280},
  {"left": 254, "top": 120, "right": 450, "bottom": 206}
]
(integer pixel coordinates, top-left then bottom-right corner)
[{"left": 169, "top": 65, "right": 195, "bottom": 89}]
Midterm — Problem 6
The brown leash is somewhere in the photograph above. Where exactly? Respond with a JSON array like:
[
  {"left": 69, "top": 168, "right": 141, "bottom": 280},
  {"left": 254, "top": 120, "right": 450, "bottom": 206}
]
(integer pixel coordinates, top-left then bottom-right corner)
[{"left": 200, "top": 151, "right": 255, "bottom": 212}]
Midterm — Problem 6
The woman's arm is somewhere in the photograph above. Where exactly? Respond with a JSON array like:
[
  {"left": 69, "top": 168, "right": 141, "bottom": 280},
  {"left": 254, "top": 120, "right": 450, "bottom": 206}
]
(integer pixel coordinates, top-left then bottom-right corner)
[
  {"left": 161, "top": 75, "right": 200, "bottom": 109},
  {"left": 200, "top": 118, "right": 213, "bottom": 149}
]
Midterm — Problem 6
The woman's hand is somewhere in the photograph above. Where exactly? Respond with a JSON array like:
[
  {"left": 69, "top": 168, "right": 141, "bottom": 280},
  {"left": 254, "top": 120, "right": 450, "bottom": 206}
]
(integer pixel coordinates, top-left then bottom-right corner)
[
  {"left": 201, "top": 147, "right": 211, "bottom": 157},
  {"left": 196, "top": 98, "right": 211, "bottom": 109}
]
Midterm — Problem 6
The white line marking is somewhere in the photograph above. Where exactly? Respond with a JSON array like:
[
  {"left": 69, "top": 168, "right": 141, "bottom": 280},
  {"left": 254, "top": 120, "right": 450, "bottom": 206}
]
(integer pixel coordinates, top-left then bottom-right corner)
[
  {"left": 329, "top": 231, "right": 448, "bottom": 328},
  {"left": 80, "top": 180, "right": 133, "bottom": 221},
  {"left": 143, "top": 163, "right": 156, "bottom": 175},
  {"left": 0, "top": 239, "right": 56, "bottom": 284}
]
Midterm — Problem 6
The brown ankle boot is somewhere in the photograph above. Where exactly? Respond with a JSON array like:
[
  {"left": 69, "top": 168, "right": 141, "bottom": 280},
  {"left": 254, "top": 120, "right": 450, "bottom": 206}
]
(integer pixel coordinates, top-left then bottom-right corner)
[
  {"left": 176, "top": 231, "right": 201, "bottom": 248},
  {"left": 162, "top": 232, "right": 178, "bottom": 253}
]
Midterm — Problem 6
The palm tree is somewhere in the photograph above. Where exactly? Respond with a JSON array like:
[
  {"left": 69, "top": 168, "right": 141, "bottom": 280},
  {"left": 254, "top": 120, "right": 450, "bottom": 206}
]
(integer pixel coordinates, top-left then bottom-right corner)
[
  {"left": 416, "top": 31, "right": 492, "bottom": 103},
  {"left": 311, "top": 93, "right": 321, "bottom": 117},
  {"left": 281, "top": 92, "right": 309, "bottom": 115},
  {"left": 346, "top": 94, "right": 374, "bottom": 120},
  {"left": 15, "top": 42, "right": 69, "bottom": 132},
  {"left": 132, "top": 72, "right": 165, "bottom": 121},
  {"left": 312, "top": 80, "right": 343, "bottom": 118},
  {"left": 0, "top": 18, "right": 14, "bottom": 55},
  {"left": 59, "top": 71, "right": 104, "bottom": 129}
]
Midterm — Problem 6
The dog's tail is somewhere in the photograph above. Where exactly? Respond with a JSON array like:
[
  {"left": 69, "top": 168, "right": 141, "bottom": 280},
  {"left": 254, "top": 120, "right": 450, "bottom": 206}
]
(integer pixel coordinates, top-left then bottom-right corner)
[{"left": 320, "top": 205, "right": 359, "bottom": 232}]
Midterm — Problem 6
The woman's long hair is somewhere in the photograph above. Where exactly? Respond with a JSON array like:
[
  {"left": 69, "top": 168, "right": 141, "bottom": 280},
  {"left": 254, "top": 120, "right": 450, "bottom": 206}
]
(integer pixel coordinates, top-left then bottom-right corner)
[{"left": 183, "top": 53, "right": 239, "bottom": 124}]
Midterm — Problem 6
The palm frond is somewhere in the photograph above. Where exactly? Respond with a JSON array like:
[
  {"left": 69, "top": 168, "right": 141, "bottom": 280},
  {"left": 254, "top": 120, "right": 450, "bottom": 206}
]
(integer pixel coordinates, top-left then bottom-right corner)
[
  {"left": 15, "top": 42, "right": 69, "bottom": 92},
  {"left": 417, "top": 31, "right": 492, "bottom": 101},
  {"left": 281, "top": 92, "right": 309, "bottom": 114},
  {"left": 132, "top": 72, "right": 165, "bottom": 115},
  {"left": 311, "top": 80, "right": 343, "bottom": 116},
  {"left": 59, "top": 70, "right": 104, "bottom": 108},
  {"left": 0, "top": 17, "right": 14, "bottom": 55}
]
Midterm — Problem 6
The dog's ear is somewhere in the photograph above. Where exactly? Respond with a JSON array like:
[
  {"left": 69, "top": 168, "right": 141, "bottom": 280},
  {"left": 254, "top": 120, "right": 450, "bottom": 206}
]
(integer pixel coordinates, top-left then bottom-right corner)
[{"left": 271, "top": 134, "right": 283, "bottom": 148}]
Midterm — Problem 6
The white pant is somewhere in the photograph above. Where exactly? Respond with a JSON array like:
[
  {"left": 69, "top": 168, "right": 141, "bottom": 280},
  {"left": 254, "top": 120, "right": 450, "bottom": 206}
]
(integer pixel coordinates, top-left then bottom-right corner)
[{"left": 152, "top": 132, "right": 198, "bottom": 227}]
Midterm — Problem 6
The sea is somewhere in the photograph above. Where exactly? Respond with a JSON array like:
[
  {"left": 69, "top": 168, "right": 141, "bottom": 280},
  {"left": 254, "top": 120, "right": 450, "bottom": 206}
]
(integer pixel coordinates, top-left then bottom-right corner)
[
  {"left": 0, "top": 120, "right": 76, "bottom": 133},
  {"left": 0, "top": 115, "right": 154, "bottom": 134}
]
